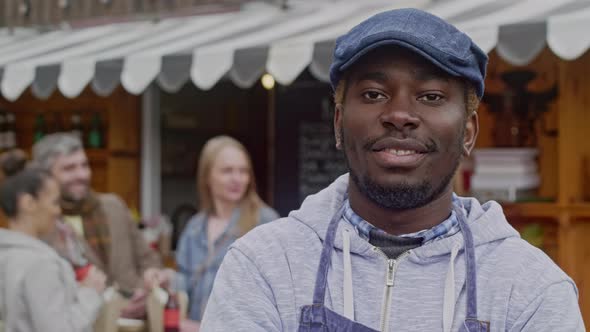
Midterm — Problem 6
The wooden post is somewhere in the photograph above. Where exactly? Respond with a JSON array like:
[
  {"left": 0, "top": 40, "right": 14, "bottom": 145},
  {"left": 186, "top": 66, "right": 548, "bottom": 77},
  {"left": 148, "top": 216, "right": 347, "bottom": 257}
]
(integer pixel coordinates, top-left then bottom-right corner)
[{"left": 140, "top": 83, "right": 162, "bottom": 218}]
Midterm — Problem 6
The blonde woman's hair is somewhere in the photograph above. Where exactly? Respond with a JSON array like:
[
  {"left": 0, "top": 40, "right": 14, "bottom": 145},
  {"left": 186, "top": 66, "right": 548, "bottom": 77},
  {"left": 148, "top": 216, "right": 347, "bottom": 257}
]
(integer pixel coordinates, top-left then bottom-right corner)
[{"left": 196, "top": 135, "right": 263, "bottom": 236}]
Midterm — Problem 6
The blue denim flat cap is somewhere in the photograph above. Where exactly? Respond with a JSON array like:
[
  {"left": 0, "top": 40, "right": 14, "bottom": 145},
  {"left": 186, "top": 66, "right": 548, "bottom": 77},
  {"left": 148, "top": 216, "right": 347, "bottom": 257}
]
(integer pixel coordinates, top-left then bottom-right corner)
[{"left": 330, "top": 8, "right": 488, "bottom": 98}]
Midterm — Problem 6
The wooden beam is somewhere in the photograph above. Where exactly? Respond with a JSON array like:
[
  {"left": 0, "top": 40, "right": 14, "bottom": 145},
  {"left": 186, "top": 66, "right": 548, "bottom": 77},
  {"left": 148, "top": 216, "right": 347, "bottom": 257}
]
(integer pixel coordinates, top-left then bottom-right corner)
[{"left": 2, "top": 0, "right": 250, "bottom": 28}]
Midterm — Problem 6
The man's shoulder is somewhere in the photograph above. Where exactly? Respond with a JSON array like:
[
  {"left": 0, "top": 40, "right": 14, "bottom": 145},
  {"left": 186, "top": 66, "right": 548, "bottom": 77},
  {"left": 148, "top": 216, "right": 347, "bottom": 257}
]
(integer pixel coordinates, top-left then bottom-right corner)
[
  {"left": 500, "top": 237, "right": 564, "bottom": 270},
  {"left": 258, "top": 205, "right": 280, "bottom": 223},
  {"left": 486, "top": 237, "right": 580, "bottom": 326},
  {"left": 95, "top": 192, "right": 124, "bottom": 204},
  {"left": 95, "top": 192, "right": 128, "bottom": 210},
  {"left": 241, "top": 217, "right": 313, "bottom": 242},
  {"left": 486, "top": 236, "right": 573, "bottom": 291},
  {"left": 232, "top": 217, "right": 319, "bottom": 258},
  {"left": 94, "top": 193, "right": 134, "bottom": 229}
]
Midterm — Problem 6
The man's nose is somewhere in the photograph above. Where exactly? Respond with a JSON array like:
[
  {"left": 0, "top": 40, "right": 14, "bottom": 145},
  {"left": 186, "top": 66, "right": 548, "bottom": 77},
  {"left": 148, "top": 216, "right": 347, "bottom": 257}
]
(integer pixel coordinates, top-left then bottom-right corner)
[
  {"left": 72, "top": 167, "right": 89, "bottom": 180},
  {"left": 379, "top": 93, "right": 420, "bottom": 132}
]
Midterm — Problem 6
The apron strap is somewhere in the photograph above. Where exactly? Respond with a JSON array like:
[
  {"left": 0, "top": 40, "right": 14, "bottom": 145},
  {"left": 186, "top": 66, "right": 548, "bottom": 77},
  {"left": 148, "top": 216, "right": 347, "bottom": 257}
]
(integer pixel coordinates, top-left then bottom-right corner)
[
  {"left": 454, "top": 204, "right": 478, "bottom": 320},
  {"left": 311, "top": 203, "right": 347, "bottom": 305}
]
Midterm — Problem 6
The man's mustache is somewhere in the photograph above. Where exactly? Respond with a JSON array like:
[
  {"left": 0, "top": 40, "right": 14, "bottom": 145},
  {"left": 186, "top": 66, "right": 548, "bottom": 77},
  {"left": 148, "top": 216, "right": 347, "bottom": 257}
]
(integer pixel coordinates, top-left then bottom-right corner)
[
  {"left": 64, "top": 180, "right": 90, "bottom": 187},
  {"left": 361, "top": 134, "right": 438, "bottom": 153}
]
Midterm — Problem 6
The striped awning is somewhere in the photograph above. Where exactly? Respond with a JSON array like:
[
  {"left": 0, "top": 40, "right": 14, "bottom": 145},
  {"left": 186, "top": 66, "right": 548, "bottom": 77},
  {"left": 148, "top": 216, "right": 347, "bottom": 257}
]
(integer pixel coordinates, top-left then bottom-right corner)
[{"left": 0, "top": 0, "right": 589, "bottom": 100}]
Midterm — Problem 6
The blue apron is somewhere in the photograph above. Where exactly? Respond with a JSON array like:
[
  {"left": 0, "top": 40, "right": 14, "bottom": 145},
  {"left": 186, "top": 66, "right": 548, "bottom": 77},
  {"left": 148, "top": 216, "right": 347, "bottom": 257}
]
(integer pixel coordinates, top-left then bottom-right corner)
[{"left": 297, "top": 203, "right": 490, "bottom": 332}]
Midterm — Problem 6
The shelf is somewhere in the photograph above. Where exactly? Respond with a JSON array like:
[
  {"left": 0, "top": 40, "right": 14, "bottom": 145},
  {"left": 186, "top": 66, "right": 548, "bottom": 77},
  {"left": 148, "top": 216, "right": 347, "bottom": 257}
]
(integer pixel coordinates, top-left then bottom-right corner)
[
  {"left": 569, "top": 203, "right": 590, "bottom": 218},
  {"left": 502, "top": 202, "right": 559, "bottom": 219},
  {"left": 86, "top": 149, "right": 108, "bottom": 163},
  {"left": 501, "top": 202, "right": 590, "bottom": 219}
]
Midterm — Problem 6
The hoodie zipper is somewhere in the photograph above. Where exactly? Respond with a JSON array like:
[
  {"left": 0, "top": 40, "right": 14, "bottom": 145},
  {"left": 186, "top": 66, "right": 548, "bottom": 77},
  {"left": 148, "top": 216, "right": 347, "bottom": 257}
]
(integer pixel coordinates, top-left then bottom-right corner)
[{"left": 374, "top": 248, "right": 410, "bottom": 332}]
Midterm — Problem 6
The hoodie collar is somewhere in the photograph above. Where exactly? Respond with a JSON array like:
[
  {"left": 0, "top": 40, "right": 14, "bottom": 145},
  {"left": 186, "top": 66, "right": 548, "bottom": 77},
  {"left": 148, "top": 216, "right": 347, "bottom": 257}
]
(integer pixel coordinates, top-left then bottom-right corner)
[
  {"left": 342, "top": 196, "right": 462, "bottom": 244},
  {"left": 289, "top": 174, "right": 520, "bottom": 257},
  {"left": 413, "top": 197, "right": 520, "bottom": 259},
  {"left": 290, "top": 174, "right": 373, "bottom": 255}
]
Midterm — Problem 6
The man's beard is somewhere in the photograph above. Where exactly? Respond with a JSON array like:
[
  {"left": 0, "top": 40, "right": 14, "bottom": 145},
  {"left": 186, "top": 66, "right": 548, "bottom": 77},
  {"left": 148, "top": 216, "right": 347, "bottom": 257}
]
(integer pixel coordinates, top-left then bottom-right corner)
[
  {"left": 349, "top": 167, "right": 457, "bottom": 210},
  {"left": 342, "top": 127, "right": 463, "bottom": 211},
  {"left": 60, "top": 183, "right": 89, "bottom": 203}
]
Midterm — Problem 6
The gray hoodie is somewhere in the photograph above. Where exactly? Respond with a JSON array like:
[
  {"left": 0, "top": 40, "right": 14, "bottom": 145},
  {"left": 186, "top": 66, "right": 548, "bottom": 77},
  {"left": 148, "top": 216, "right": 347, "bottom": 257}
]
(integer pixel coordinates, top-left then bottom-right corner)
[
  {"left": 201, "top": 174, "right": 584, "bottom": 331},
  {"left": 0, "top": 228, "right": 102, "bottom": 332}
]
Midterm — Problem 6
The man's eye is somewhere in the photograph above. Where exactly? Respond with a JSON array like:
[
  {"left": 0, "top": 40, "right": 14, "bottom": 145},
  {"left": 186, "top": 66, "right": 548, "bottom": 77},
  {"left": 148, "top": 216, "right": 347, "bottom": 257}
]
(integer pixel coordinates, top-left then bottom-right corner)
[
  {"left": 362, "top": 91, "right": 386, "bottom": 100},
  {"left": 418, "top": 94, "right": 443, "bottom": 102}
]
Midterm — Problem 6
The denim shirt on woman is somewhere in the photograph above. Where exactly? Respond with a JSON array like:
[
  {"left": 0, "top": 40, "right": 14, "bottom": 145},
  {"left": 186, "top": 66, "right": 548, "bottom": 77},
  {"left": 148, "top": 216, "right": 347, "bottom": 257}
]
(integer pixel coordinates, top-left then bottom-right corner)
[{"left": 175, "top": 206, "right": 279, "bottom": 321}]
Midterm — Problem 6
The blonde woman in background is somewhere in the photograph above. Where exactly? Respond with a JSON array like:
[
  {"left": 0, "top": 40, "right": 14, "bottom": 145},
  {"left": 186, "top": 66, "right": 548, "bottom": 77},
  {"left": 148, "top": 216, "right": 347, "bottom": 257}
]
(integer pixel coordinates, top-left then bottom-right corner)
[{"left": 175, "top": 135, "right": 279, "bottom": 327}]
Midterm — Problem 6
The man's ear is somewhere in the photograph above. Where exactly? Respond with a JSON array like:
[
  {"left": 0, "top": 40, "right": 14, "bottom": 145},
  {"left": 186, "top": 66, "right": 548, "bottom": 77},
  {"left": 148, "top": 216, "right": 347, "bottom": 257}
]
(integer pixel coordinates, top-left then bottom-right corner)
[
  {"left": 463, "top": 111, "right": 479, "bottom": 157},
  {"left": 334, "top": 103, "right": 344, "bottom": 150}
]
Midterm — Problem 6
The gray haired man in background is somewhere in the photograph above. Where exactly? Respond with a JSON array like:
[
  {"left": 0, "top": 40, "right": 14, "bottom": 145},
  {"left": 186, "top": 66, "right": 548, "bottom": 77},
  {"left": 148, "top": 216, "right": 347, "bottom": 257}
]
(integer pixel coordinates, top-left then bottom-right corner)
[{"left": 33, "top": 133, "right": 168, "bottom": 318}]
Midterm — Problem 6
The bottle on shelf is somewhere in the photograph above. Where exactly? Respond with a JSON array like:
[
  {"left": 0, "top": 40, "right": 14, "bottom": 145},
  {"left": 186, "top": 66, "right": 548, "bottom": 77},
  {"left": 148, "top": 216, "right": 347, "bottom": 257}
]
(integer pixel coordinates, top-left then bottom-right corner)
[
  {"left": 33, "top": 113, "right": 47, "bottom": 143},
  {"left": 70, "top": 113, "right": 83, "bottom": 141},
  {"left": 5, "top": 112, "right": 17, "bottom": 149},
  {"left": 87, "top": 112, "right": 104, "bottom": 149}
]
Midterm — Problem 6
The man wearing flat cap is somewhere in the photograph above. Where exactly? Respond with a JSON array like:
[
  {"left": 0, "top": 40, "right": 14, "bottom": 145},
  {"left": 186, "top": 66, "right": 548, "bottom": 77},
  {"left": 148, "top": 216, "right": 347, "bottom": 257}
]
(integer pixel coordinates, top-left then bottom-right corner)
[{"left": 201, "top": 8, "right": 583, "bottom": 332}]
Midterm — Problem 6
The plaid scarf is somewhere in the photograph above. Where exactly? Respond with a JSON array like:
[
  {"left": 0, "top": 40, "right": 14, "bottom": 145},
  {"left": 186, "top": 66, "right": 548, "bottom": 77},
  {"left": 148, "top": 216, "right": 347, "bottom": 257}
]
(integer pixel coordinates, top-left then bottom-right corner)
[{"left": 60, "top": 191, "right": 111, "bottom": 268}]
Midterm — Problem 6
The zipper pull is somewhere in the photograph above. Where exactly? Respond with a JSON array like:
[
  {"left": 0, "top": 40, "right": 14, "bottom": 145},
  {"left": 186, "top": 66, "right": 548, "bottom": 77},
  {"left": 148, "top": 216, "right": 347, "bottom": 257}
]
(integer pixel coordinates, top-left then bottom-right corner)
[{"left": 386, "top": 259, "right": 395, "bottom": 286}]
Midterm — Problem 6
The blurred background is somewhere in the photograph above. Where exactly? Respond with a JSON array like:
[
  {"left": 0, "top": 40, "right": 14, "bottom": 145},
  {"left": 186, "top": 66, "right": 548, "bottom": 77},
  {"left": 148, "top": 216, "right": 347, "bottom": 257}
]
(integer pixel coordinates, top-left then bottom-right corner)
[{"left": 0, "top": 0, "right": 589, "bottom": 325}]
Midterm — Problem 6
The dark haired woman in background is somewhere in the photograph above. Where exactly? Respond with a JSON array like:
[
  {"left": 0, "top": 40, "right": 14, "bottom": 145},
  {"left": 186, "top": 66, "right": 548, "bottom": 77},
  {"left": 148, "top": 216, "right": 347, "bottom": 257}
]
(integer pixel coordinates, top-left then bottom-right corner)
[
  {"left": 0, "top": 168, "right": 106, "bottom": 332},
  {"left": 0, "top": 149, "right": 27, "bottom": 181},
  {"left": 0, "top": 149, "right": 27, "bottom": 229}
]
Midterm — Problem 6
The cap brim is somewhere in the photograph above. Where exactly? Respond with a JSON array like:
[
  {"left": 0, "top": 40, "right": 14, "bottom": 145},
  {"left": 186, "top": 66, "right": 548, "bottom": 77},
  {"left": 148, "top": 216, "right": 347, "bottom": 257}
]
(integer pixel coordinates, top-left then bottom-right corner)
[{"left": 339, "top": 39, "right": 463, "bottom": 79}]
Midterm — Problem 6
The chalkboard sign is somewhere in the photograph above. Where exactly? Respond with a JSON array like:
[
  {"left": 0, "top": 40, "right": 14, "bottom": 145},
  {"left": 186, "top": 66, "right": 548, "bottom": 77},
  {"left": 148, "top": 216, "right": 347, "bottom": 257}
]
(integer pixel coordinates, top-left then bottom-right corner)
[
  {"left": 298, "top": 119, "right": 347, "bottom": 200},
  {"left": 274, "top": 80, "right": 347, "bottom": 216}
]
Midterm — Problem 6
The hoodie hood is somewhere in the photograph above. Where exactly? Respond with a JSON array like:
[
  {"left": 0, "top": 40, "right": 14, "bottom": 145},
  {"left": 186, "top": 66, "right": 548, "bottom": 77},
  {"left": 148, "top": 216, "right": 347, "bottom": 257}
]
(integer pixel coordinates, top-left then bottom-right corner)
[
  {"left": 289, "top": 173, "right": 520, "bottom": 258},
  {"left": 0, "top": 228, "right": 58, "bottom": 260}
]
